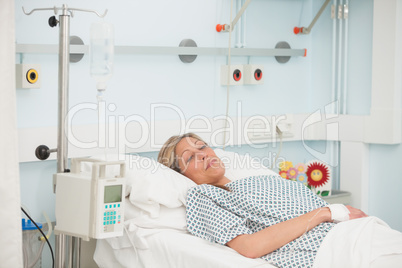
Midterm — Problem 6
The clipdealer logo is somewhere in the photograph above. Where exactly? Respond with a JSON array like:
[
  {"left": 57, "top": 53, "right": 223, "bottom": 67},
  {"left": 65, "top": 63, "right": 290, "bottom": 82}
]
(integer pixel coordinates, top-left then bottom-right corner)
[
  {"left": 66, "top": 101, "right": 339, "bottom": 167},
  {"left": 301, "top": 101, "right": 340, "bottom": 167}
]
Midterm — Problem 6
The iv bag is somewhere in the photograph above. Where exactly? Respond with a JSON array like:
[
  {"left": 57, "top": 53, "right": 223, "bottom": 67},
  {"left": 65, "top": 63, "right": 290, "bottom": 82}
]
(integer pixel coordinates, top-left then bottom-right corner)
[{"left": 90, "top": 22, "right": 114, "bottom": 91}]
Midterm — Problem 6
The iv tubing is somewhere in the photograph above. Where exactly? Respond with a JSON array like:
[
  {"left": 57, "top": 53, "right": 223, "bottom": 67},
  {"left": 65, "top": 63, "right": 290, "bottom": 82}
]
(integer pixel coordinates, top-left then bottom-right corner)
[
  {"left": 342, "top": 0, "right": 349, "bottom": 114},
  {"left": 97, "top": 97, "right": 108, "bottom": 160},
  {"left": 39, "top": 211, "right": 53, "bottom": 242},
  {"left": 124, "top": 225, "right": 139, "bottom": 266},
  {"left": 240, "top": 0, "right": 247, "bottom": 47},
  {"left": 331, "top": 0, "right": 338, "bottom": 111},
  {"left": 235, "top": 0, "right": 242, "bottom": 48},
  {"left": 329, "top": 0, "right": 339, "bottom": 189},
  {"left": 223, "top": 0, "right": 234, "bottom": 149},
  {"left": 271, "top": 127, "right": 283, "bottom": 170},
  {"left": 337, "top": 0, "right": 343, "bottom": 113}
]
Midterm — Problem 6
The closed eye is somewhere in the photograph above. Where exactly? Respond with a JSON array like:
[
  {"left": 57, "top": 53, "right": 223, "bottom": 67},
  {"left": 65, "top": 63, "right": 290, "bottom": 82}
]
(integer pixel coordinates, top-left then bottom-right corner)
[
  {"left": 186, "top": 146, "right": 206, "bottom": 163},
  {"left": 184, "top": 142, "right": 208, "bottom": 163}
]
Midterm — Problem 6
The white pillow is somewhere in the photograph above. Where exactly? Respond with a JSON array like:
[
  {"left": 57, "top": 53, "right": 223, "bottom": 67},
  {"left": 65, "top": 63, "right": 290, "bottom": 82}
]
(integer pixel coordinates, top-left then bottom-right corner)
[{"left": 126, "top": 155, "right": 196, "bottom": 218}]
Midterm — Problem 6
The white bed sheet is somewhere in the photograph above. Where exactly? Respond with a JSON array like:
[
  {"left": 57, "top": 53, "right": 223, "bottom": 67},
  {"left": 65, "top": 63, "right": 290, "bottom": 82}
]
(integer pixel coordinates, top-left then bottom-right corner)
[
  {"left": 313, "top": 216, "right": 402, "bottom": 268},
  {"left": 94, "top": 198, "right": 276, "bottom": 268},
  {"left": 94, "top": 229, "right": 276, "bottom": 268}
]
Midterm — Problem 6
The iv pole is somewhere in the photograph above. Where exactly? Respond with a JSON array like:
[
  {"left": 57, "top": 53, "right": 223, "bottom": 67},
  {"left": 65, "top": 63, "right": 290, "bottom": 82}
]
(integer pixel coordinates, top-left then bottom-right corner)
[{"left": 23, "top": 4, "right": 107, "bottom": 268}]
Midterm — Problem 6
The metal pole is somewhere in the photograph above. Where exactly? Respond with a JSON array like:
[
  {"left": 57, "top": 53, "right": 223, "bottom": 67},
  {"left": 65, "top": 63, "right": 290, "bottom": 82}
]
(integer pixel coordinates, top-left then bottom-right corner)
[
  {"left": 305, "top": 0, "right": 331, "bottom": 33},
  {"left": 67, "top": 236, "right": 73, "bottom": 268},
  {"left": 56, "top": 9, "right": 70, "bottom": 268},
  {"left": 55, "top": 234, "right": 65, "bottom": 268},
  {"left": 57, "top": 8, "right": 70, "bottom": 174},
  {"left": 56, "top": 6, "right": 83, "bottom": 268},
  {"left": 72, "top": 236, "right": 81, "bottom": 267}
]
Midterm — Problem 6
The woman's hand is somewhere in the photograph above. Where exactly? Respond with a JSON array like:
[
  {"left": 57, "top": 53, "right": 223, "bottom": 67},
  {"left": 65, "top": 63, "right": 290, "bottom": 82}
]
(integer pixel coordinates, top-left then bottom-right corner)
[
  {"left": 328, "top": 204, "right": 368, "bottom": 222},
  {"left": 345, "top": 205, "right": 368, "bottom": 220}
]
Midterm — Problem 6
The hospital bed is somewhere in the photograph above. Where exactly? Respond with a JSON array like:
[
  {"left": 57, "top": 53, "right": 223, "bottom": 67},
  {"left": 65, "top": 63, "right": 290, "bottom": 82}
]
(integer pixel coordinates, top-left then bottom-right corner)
[
  {"left": 89, "top": 149, "right": 402, "bottom": 268},
  {"left": 90, "top": 149, "right": 277, "bottom": 268}
]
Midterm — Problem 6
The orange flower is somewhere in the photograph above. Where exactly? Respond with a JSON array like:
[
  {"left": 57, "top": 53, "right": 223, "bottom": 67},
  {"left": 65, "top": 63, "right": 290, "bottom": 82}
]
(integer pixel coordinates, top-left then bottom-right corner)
[{"left": 279, "top": 170, "right": 288, "bottom": 179}]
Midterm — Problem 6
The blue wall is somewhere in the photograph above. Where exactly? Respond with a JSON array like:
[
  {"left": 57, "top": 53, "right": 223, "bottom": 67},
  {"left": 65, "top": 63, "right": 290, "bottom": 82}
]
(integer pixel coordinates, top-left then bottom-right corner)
[
  {"left": 369, "top": 143, "right": 402, "bottom": 231},
  {"left": 16, "top": 0, "right": 402, "bottom": 265}
]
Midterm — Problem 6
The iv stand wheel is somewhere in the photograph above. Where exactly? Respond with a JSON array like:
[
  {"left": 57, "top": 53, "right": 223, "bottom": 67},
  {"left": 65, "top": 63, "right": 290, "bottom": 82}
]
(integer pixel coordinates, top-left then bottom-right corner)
[{"left": 35, "top": 145, "right": 51, "bottom": 160}]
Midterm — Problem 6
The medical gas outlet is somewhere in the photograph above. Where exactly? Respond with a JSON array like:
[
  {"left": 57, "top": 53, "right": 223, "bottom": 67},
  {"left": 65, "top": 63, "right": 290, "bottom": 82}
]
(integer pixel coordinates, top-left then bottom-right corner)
[
  {"left": 244, "top": 65, "right": 264, "bottom": 85},
  {"left": 220, "top": 65, "right": 264, "bottom": 86},
  {"left": 16, "top": 64, "right": 41, "bottom": 88},
  {"left": 221, "top": 65, "right": 244, "bottom": 85}
]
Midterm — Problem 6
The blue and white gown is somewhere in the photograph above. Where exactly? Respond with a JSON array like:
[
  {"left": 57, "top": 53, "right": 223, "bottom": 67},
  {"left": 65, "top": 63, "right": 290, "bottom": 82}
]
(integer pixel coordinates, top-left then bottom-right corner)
[{"left": 186, "top": 175, "right": 335, "bottom": 268}]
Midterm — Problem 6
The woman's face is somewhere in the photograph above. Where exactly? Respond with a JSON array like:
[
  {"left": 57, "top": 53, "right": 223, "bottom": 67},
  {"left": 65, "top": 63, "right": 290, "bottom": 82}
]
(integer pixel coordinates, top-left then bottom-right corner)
[{"left": 175, "top": 137, "right": 226, "bottom": 185}]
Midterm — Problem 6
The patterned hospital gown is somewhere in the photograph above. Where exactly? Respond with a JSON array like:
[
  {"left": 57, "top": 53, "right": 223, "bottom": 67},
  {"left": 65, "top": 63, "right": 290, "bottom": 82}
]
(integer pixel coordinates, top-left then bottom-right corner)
[{"left": 186, "top": 175, "right": 335, "bottom": 268}]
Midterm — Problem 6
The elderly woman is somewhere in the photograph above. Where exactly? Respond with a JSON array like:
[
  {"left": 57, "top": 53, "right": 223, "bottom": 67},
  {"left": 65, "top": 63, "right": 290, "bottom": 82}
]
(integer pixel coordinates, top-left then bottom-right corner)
[{"left": 157, "top": 133, "right": 401, "bottom": 268}]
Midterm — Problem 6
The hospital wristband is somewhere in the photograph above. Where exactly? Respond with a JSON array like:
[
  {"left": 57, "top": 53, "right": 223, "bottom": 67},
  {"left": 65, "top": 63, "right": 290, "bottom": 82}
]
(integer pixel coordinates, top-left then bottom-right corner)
[{"left": 327, "top": 204, "right": 350, "bottom": 222}]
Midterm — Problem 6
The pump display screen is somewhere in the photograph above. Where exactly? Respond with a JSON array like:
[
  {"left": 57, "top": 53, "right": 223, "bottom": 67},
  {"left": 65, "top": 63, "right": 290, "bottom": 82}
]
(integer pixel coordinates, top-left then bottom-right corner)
[{"left": 104, "top": 185, "right": 122, "bottom": 203}]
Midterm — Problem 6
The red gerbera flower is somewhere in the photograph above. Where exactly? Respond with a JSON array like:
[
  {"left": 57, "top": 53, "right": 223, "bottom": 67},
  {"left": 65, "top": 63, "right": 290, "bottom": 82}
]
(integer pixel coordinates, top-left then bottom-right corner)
[{"left": 306, "top": 161, "right": 330, "bottom": 188}]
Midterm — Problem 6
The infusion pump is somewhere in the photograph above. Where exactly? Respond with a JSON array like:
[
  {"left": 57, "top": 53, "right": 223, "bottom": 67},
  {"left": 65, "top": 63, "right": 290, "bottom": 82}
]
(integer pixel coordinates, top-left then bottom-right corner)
[{"left": 54, "top": 158, "right": 126, "bottom": 241}]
